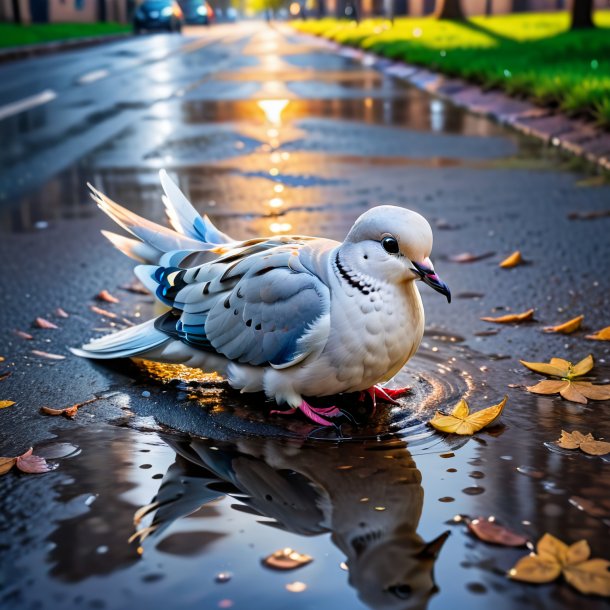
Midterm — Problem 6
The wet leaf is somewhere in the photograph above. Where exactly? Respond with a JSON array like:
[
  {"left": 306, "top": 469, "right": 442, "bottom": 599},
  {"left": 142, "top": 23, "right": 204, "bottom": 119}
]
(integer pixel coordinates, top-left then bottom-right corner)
[
  {"left": 556, "top": 430, "right": 610, "bottom": 456},
  {"left": 467, "top": 517, "right": 527, "bottom": 547},
  {"left": 55, "top": 307, "right": 69, "bottom": 318},
  {"left": 563, "top": 559, "right": 610, "bottom": 596},
  {"left": 31, "top": 350, "right": 66, "bottom": 361},
  {"left": 90, "top": 305, "right": 117, "bottom": 319},
  {"left": 0, "top": 457, "right": 16, "bottom": 475},
  {"left": 15, "top": 330, "right": 33, "bottom": 340},
  {"left": 0, "top": 400, "right": 15, "bottom": 409},
  {"left": 40, "top": 397, "right": 97, "bottom": 420},
  {"left": 567, "top": 540, "right": 591, "bottom": 565},
  {"left": 508, "top": 554, "right": 562, "bottom": 583},
  {"left": 429, "top": 396, "right": 507, "bottom": 436},
  {"left": 586, "top": 326, "right": 610, "bottom": 341},
  {"left": 449, "top": 251, "right": 494, "bottom": 263},
  {"left": 15, "top": 448, "right": 55, "bottom": 474},
  {"left": 262, "top": 548, "right": 313, "bottom": 570},
  {"left": 520, "top": 354, "right": 594, "bottom": 380},
  {"left": 527, "top": 379, "right": 610, "bottom": 404},
  {"left": 499, "top": 250, "right": 523, "bottom": 268},
  {"left": 480, "top": 309, "right": 534, "bottom": 324},
  {"left": 543, "top": 315, "right": 584, "bottom": 334},
  {"left": 96, "top": 290, "right": 120, "bottom": 304},
  {"left": 34, "top": 317, "right": 58, "bottom": 329}
]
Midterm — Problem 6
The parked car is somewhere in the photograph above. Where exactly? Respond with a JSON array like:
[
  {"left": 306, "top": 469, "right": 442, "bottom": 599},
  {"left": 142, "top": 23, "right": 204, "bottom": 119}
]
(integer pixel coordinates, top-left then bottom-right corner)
[
  {"left": 133, "top": 0, "right": 184, "bottom": 33},
  {"left": 179, "top": 0, "right": 213, "bottom": 25}
]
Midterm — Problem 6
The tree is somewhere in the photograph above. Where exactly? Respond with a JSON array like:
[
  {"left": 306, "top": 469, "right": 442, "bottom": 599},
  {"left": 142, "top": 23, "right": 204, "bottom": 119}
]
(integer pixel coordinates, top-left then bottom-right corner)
[
  {"left": 11, "top": 0, "right": 22, "bottom": 24},
  {"left": 434, "top": 0, "right": 464, "bottom": 20},
  {"left": 570, "top": 0, "right": 594, "bottom": 29}
]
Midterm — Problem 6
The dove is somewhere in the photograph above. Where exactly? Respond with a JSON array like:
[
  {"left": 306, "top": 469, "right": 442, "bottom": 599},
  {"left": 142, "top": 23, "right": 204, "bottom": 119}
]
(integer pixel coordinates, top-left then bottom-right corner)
[{"left": 73, "top": 170, "right": 450, "bottom": 425}]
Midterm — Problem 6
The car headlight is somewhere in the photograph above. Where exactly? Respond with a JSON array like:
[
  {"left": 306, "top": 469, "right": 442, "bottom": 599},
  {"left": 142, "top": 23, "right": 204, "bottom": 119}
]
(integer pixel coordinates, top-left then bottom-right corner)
[
  {"left": 161, "top": 6, "right": 173, "bottom": 15},
  {"left": 197, "top": 5, "right": 207, "bottom": 14}
]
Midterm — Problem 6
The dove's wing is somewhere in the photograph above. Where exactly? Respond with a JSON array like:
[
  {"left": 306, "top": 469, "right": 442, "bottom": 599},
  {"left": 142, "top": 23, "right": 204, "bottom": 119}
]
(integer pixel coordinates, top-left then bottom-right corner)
[{"left": 138, "top": 238, "right": 334, "bottom": 369}]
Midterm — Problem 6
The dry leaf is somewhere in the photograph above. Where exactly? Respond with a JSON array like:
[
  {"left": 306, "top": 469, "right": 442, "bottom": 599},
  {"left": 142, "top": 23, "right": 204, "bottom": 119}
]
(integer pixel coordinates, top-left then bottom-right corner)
[
  {"left": 0, "top": 457, "right": 16, "bottom": 475},
  {"left": 262, "top": 548, "right": 313, "bottom": 570},
  {"left": 527, "top": 379, "right": 610, "bottom": 404},
  {"left": 543, "top": 315, "right": 584, "bottom": 334},
  {"left": 0, "top": 400, "right": 15, "bottom": 409},
  {"left": 15, "top": 448, "right": 54, "bottom": 473},
  {"left": 509, "top": 533, "right": 610, "bottom": 596},
  {"left": 429, "top": 396, "right": 507, "bottom": 435},
  {"left": 96, "top": 290, "right": 120, "bottom": 303},
  {"left": 480, "top": 309, "right": 534, "bottom": 324},
  {"left": 556, "top": 430, "right": 610, "bottom": 456},
  {"left": 449, "top": 251, "right": 494, "bottom": 263},
  {"left": 0, "top": 357, "right": 4, "bottom": 362},
  {"left": 55, "top": 307, "right": 69, "bottom": 318},
  {"left": 0, "top": 372, "right": 11, "bottom": 382},
  {"left": 31, "top": 350, "right": 66, "bottom": 361},
  {"left": 520, "top": 354, "right": 593, "bottom": 380},
  {"left": 499, "top": 251, "right": 523, "bottom": 268},
  {"left": 568, "top": 209, "right": 610, "bottom": 220},
  {"left": 468, "top": 517, "right": 527, "bottom": 547},
  {"left": 15, "top": 330, "right": 33, "bottom": 340},
  {"left": 586, "top": 326, "right": 610, "bottom": 341},
  {"left": 34, "top": 317, "right": 58, "bottom": 329},
  {"left": 40, "top": 396, "right": 97, "bottom": 420},
  {"left": 90, "top": 305, "right": 117, "bottom": 319}
]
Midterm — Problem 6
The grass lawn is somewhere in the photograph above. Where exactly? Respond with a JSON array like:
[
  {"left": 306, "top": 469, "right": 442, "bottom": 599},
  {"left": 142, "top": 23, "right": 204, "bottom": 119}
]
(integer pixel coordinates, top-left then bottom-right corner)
[
  {"left": 293, "top": 12, "right": 610, "bottom": 127},
  {"left": 0, "top": 23, "right": 131, "bottom": 49}
]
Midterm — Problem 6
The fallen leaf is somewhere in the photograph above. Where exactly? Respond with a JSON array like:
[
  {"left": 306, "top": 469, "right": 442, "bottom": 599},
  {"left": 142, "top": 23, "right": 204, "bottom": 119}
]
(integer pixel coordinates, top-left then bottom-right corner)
[
  {"left": 34, "top": 317, "right": 58, "bottom": 329},
  {"left": 15, "top": 330, "right": 33, "bottom": 340},
  {"left": 120, "top": 280, "right": 149, "bottom": 295},
  {"left": 520, "top": 354, "right": 593, "bottom": 380},
  {"left": 467, "top": 517, "right": 528, "bottom": 547},
  {"left": 90, "top": 305, "right": 117, "bottom": 319},
  {"left": 31, "top": 350, "right": 66, "bottom": 361},
  {"left": 0, "top": 400, "right": 15, "bottom": 409},
  {"left": 480, "top": 309, "right": 534, "bottom": 324},
  {"left": 262, "top": 548, "right": 313, "bottom": 570},
  {"left": 96, "top": 290, "right": 120, "bottom": 304},
  {"left": 0, "top": 457, "right": 16, "bottom": 475},
  {"left": 527, "top": 379, "right": 610, "bottom": 404},
  {"left": 429, "top": 396, "right": 507, "bottom": 435},
  {"left": 55, "top": 307, "right": 69, "bottom": 318},
  {"left": 40, "top": 396, "right": 98, "bottom": 420},
  {"left": 0, "top": 357, "right": 4, "bottom": 362},
  {"left": 15, "top": 448, "right": 55, "bottom": 474},
  {"left": 543, "top": 315, "right": 584, "bottom": 335},
  {"left": 586, "top": 326, "right": 610, "bottom": 341},
  {"left": 449, "top": 251, "right": 494, "bottom": 263},
  {"left": 564, "top": 559, "right": 610, "bottom": 596},
  {"left": 556, "top": 430, "right": 610, "bottom": 456},
  {"left": 569, "top": 496, "right": 609, "bottom": 519},
  {"left": 509, "top": 553, "right": 562, "bottom": 583},
  {"left": 0, "top": 372, "right": 12, "bottom": 382},
  {"left": 568, "top": 209, "right": 610, "bottom": 220},
  {"left": 499, "top": 251, "right": 523, "bottom": 268}
]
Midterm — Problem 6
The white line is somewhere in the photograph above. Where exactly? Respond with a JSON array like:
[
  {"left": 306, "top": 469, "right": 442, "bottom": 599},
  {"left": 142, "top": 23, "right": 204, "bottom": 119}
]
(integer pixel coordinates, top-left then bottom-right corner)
[
  {"left": 77, "top": 69, "right": 109, "bottom": 85},
  {"left": 0, "top": 89, "right": 57, "bottom": 121}
]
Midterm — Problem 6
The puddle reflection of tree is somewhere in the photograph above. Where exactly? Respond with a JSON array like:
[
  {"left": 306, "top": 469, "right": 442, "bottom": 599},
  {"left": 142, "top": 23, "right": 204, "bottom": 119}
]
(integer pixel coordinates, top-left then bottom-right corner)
[{"left": 138, "top": 434, "right": 450, "bottom": 610}]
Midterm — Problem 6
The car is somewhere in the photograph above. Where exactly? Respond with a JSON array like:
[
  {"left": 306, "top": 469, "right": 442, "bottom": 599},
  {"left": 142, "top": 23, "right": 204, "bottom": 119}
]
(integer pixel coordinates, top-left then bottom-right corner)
[
  {"left": 133, "top": 0, "right": 184, "bottom": 34},
  {"left": 179, "top": 0, "right": 213, "bottom": 25}
]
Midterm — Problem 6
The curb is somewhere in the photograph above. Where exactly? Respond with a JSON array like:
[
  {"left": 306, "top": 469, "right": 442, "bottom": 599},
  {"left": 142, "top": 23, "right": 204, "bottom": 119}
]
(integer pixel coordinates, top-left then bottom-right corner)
[
  {"left": 0, "top": 33, "right": 132, "bottom": 64},
  {"left": 294, "top": 30, "right": 610, "bottom": 172}
]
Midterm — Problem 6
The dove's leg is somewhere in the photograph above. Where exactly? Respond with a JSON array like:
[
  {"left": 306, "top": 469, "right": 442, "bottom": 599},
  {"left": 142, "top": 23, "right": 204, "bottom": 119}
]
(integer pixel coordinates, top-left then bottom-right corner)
[
  {"left": 271, "top": 401, "right": 341, "bottom": 426},
  {"left": 373, "top": 386, "right": 411, "bottom": 403}
]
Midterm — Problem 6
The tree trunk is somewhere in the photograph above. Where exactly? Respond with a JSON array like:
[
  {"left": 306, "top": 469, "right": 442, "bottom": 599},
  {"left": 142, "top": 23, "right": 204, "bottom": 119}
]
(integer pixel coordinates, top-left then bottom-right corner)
[
  {"left": 435, "top": 0, "right": 465, "bottom": 20},
  {"left": 11, "top": 0, "right": 22, "bottom": 23},
  {"left": 570, "top": 0, "right": 594, "bottom": 29},
  {"left": 485, "top": 0, "right": 492, "bottom": 16}
]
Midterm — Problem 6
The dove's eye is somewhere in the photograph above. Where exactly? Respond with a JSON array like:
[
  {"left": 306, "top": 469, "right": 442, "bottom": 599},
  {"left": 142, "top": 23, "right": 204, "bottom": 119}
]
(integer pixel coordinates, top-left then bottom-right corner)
[
  {"left": 387, "top": 584, "right": 412, "bottom": 599},
  {"left": 381, "top": 236, "right": 399, "bottom": 254}
]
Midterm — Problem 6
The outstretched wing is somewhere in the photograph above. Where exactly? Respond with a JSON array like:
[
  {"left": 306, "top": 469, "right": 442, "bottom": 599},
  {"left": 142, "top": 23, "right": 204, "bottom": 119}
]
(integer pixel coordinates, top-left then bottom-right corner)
[{"left": 139, "top": 240, "right": 332, "bottom": 369}]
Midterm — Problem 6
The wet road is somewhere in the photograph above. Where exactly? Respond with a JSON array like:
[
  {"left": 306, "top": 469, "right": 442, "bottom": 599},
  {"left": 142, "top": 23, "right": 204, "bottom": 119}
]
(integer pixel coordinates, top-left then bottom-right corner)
[{"left": 1, "top": 21, "right": 610, "bottom": 610}]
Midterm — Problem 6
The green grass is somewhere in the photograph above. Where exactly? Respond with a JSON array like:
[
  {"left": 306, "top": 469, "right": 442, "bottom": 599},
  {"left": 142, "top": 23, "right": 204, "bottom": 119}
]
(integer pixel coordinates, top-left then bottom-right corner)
[
  {"left": 293, "top": 12, "right": 610, "bottom": 127},
  {"left": 0, "top": 23, "right": 131, "bottom": 49}
]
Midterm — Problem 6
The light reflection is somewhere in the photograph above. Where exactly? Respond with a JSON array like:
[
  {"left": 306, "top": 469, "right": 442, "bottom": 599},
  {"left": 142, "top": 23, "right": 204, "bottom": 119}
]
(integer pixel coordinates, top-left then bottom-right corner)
[
  {"left": 269, "top": 168, "right": 279, "bottom": 176},
  {"left": 268, "top": 198, "right": 283, "bottom": 208},
  {"left": 274, "top": 184, "right": 284, "bottom": 193},
  {"left": 270, "top": 152, "right": 282, "bottom": 164},
  {"left": 257, "top": 99, "right": 289, "bottom": 125},
  {"left": 269, "top": 222, "right": 292, "bottom": 233}
]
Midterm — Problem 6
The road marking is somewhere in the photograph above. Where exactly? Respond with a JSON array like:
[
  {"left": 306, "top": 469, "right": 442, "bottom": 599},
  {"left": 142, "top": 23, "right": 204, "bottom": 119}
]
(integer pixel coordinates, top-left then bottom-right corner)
[
  {"left": 77, "top": 69, "right": 109, "bottom": 85},
  {"left": 0, "top": 89, "right": 57, "bottom": 121}
]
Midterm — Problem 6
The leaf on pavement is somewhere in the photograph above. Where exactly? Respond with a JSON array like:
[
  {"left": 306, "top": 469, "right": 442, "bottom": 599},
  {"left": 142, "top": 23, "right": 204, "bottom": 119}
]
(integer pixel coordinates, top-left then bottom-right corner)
[
  {"left": 15, "top": 448, "right": 55, "bottom": 474},
  {"left": 527, "top": 379, "right": 610, "bottom": 404},
  {"left": 449, "top": 251, "right": 495, "bottom": 263},
  {"left": 564, "top": 559, "right": 610, "bottom": 597},
  {"left": 499, "top": 250, "right": 523, "bottom": 268},
  {"left": 96, "top": 290, "right": 120, "bottom": 304},
  {"left": 467, "top": 517, "right": 528, "bottom": 547},
  {"left": 31, "top": 350, "right": 66, "bottom": 361},
  {"left": 429, "top": 396, "right": 507, "bottom": 435},
  {"left": 586, "top": 326, "right": 610, "bottom": 341},
  {"left": 556, "top": 430, "right": 610, "bottom": 456},
  {"left": 543, "top": 315, "right": 584, "bottom": 334},
  {"left": 40, "top": 396, "right": 98, "bottom": 420},
  {"left": 34, "top": 317, "right": 58, "bottom": 329},
  {"left": 0, "top": 457, "right": 16, "bottom": 475},
  {"left": 480, "top": 309, "right": 534, "bottom": 324},
  {"left": 55, "top": 307, "right": 69, "bottom": 318},
  {"left": 15, "top": 330, "right": 33, "bottom": 340},
  {"left": 90, "top": 305, "right": 118, "bottom": 319},
  {"left": 520, "top": 354, "right": 594, "bottom": 380},
  {"left": 0, "top": 400, "right": 15, "bottom": 409}
]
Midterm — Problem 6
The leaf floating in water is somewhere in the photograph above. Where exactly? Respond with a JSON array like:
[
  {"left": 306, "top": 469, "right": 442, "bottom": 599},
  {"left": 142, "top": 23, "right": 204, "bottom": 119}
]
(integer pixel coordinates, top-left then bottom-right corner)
[
  {"left": 468, "top": 517, "right": 528, "bottom": 547},
  {"left": 34, "top": 317, "right": 58, "bottom": 329},
  {"left": 480, "top": 309, "right": 534, "bottom": 324},
  {"left": 263, "top": 548, "right": 313, "bottom": 571},
  {"left": 96, "top": 290, "right": 120, "bottom": 304},
  {"left": 429, "top": 396, "right": 507, "bottom": 436},
  {"left": 520, "top": 354, "right": 593, "bottom": 379},
  {"left": 543, "top": 315, "right": 584, "bottom": 334},
  {"left": 449, "top": 251, "right": 494, "bottom": 263},
  {"left": 31, "top": 350, "right": 66, "bottom": 361},
  {"left": 586, "top": 326, "right": 610, "bottom": 341},
  {"left": 55, "top": 307, "right": 69, "bottom": 318},
  {"left": 509, "top": 533, "right": 610, "bottom": 596},
  {"left": 15, "top": 330, "right": 33, "bottom": 340},
  {"left": 556, "top": 430, "right": 610, "bottom": 456},
  {"left": 499, "top": 251, "right": 523, "bottom": 268},
  {"left": 15, "top": 447, "right": 55, "bottom": 473},
  {"left": 0, "top": 400, "right": 15, "bottom": 409},
  {"left": 90, "top": 305, "right": 118, "bottom": 319}
]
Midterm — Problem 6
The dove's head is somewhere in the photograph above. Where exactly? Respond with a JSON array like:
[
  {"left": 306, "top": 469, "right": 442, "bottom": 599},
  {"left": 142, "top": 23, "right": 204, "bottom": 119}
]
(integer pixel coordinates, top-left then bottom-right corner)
[{"left": 342, "top": 205, "right": 451, "bottom": 302}]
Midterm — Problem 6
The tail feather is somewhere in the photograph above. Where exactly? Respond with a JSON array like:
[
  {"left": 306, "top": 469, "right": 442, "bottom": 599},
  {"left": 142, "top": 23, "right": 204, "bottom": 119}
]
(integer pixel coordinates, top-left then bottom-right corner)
[
  {"left": 71, "top": 318, "right": 169, "bottom": 360},
  {"left": 101, "top": 230, "right": 162, "bottom": 264}
]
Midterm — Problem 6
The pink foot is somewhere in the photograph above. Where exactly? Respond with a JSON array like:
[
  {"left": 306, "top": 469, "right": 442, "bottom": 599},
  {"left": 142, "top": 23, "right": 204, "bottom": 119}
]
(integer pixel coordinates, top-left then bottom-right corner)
[
  {"left": 271, "top": 401, "right": 341, "bottom": 426},
  {"left": 366, "top": 385, "right": 411, "bottom": 406}
]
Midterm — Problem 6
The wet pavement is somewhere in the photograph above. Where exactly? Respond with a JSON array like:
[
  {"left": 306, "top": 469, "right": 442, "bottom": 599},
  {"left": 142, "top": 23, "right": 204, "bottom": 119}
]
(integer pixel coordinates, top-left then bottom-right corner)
[{"left": 1, "top": 21, "right": 610, "bottom": 610}]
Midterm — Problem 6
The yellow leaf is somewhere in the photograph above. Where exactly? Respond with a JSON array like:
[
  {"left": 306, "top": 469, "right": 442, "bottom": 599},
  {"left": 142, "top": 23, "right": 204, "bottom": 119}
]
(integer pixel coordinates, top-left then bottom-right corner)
[
  {"left": 508, "top": 554, "right": 562, "bottom": 583},
  {"left": 520, "top": 355, "right": 594, "bottom": 381},
  {"left": 579, "top": 440, "right": 610, "bottom": 456},
  {"left": 537, "top": 533, "right": 569, "bottom": 564},
  {"left": 0, "top": 456, "right": 16, "bottom": 475},
  {"left": 0, "top": 400, "right": 15, "bottom": 409},
  {"left": 543, "top": 315, "right": 584, "bottom": 334},
  {"left": 549, "top": 357, "right": 571, "bottom": 369},
  {"left": 586, "top": 326, "right": 610, "bottom": 341},
  {"left": 560, "top": 383, "right": 587, "bottom": 404},
  {"left": 481, "top": 309, "right": 534, "bottom": 324},
  {"left": 557, "top": 430, "right": 584, "bottom": 450},
  {"left": 499, "top": 250, "right": 523, "bottom": 268},
  {"left": 555, "top": 431, "right": 610, "bottom": 456},
  {"left": 526, "top": 380, "right": 567, "bottom": 395},
  {"left": 572, "top": 354, "right": 594, "bottom": 377},
  {"left": 520, "top": 360, "right": 568, "bottom": 378},
  {"left": 573, "top": 382, "right": 610, "bottom": 401},
  {"left": 429, "top": 396, "right": 507, "bottom": 436},
  {"left": 563, "top": 559, "right": 610, "bottom": 596},
  {"left": 566, "top": 540, "right": 591, "bottom": 565}
]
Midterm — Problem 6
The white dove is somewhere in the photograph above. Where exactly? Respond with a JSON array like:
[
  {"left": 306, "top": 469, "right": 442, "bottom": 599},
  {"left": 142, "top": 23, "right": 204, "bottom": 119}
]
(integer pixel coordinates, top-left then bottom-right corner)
[{"left": 73, "top": 171, "right": 450, "bottom": 425}]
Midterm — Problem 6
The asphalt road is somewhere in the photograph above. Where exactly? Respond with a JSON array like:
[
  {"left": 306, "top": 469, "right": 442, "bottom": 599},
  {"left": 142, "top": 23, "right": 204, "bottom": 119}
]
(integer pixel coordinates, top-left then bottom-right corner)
[{"left": 0, "top": 21, "right": 610, "bottom": 610}]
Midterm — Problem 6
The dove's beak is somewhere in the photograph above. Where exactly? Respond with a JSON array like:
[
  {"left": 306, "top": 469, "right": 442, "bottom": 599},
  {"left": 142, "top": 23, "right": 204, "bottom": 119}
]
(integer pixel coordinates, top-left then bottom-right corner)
[{"left": 412, "top": 258, "right": 451, "bottom": 303}]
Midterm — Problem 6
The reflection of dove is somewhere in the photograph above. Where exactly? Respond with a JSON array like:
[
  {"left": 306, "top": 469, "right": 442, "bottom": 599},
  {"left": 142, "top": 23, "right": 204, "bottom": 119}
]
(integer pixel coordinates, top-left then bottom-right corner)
[{"left": 74, "top": 171, "right": 450, "bottom": 425}]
